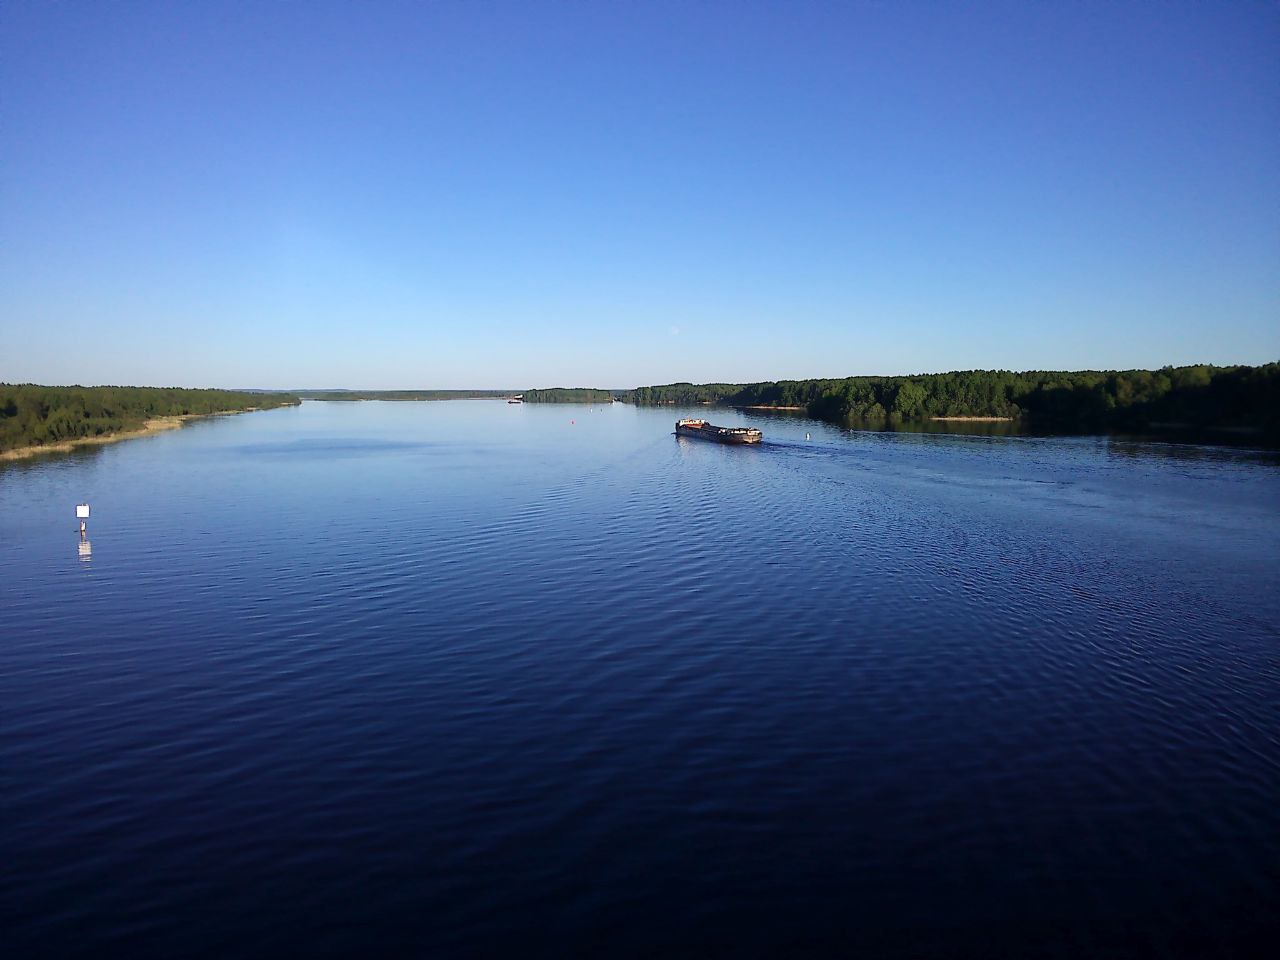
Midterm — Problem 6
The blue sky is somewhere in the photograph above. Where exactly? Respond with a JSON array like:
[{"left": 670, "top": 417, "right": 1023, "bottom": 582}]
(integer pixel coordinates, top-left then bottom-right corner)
[{"left": 1, "top": 1, "right": 1276, "bottom": 389}]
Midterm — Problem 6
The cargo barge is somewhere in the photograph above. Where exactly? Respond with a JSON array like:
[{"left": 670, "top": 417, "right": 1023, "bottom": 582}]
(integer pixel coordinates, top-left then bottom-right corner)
[{"left": 675, "top": 418, "right": 763, "bottom": 445}]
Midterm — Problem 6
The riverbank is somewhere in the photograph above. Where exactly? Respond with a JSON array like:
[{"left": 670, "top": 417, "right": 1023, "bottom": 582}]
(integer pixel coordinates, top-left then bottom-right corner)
[
  {"left": 0, "top": 409, "right": 255, "bottom": 461},
  {"left": 1, "top": 385, "right": 301, "bottom": 459},
  {"left": 929, "top": 415, "right": 1014, "bottom": 422}
]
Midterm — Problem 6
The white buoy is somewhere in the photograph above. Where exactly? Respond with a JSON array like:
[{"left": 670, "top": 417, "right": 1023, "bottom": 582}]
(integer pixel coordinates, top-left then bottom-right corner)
[{"left": 805, "top": 432, "right": 811, "bottom": 441}]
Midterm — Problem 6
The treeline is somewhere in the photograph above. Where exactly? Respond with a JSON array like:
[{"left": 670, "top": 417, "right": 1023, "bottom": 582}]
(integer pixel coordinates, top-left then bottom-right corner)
[
  {"left": 622, "top": 364, "right": 1280, "bottom": 437},
  {"left": 299, "top": 390, "right": 515, "bottom": 401},
  {"left": 802, "top": 365, "right": 1279, "bottom": 434},
  {"left": 628, "top": 383, "right": 742, "bottom": 405},
  {"left": 0, "top": 384, "right": 299, "bottom": 453},
  {"left": 522, "top": 388, "right": 617, "bottom": 403}
]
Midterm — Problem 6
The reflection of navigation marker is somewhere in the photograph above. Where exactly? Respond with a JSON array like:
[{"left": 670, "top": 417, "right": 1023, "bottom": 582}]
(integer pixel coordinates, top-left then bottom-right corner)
[{"left": 76, "top": 503, "right": 90, "bottom": 537}]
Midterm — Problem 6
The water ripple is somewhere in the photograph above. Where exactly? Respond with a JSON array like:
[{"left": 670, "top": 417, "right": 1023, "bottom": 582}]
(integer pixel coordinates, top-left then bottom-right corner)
[{"left": 2, "top": 401, "right": 1278, "bottom": 957}]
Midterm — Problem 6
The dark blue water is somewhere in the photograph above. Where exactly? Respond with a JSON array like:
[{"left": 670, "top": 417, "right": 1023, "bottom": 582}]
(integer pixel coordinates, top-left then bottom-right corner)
[{"left": 3, "top": 401, "right": 1278, "bottom": 958}]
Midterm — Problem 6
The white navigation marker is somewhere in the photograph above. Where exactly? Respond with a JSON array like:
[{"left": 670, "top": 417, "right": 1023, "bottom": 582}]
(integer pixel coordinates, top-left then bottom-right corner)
[{"left": 76, "top": 503, "right": 90, "bottom": 536}]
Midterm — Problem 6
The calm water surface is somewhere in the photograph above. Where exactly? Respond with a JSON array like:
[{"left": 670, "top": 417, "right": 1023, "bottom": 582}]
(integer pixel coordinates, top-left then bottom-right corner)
[{"left": 3, "top": 401, "right": 1278, "bottom": 958}]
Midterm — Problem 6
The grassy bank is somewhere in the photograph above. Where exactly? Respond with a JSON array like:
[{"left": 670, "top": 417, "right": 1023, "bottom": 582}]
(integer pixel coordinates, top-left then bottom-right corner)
[{"left": 0, "top": 384, "right": 300, "bottom": 456}]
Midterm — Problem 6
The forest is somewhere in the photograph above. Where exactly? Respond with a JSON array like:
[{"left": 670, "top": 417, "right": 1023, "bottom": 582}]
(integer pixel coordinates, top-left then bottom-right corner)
[
  {"left": 622, "top": 364, "right": 1280, "bottom": 438},
  {"left": 300, "top": 390, "right": 515, "bottom": 401},
  {"left": 0, "top": 384, "right": 299, "bottom": 453},
  {"left": 521, "top": 388, "right": 617, "bottom": 403},
  {"left": 628, "top": 383, "right": 743, "bottom": 405},
  {"left": 7, "top": 364, "right": 1275, "bottom": 454}
]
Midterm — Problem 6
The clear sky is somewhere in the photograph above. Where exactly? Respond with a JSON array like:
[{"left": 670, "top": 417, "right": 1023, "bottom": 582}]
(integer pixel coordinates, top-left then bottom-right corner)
[{"left": 1, "top": 1, "right": 1276, "bottom": 389}]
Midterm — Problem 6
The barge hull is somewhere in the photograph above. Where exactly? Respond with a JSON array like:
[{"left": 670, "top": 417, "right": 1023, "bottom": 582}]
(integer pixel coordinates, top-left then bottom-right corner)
[{"left": 675, "top": 419, "right": 763, "bottom": 445}]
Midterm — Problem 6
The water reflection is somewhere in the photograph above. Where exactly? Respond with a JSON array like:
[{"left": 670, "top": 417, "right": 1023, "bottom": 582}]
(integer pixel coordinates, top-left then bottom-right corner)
[
  {"left": 77, "top": 538, "right": 92, "bottom": 562},
  {"left": 1104, "top": 436, "right": 1280, "bottom": 465},
  {"left": 831, "top": 414, "right": 1279, "bottom": 451},
  {"left": 0, "top": 442, "right": 108, "bottom": 474},
  {"left": 840, "top": 415, "right": 1027, "bottom": 438},
  {"left": 722, "top": 407, "right": 1280, "bottom": 465}
]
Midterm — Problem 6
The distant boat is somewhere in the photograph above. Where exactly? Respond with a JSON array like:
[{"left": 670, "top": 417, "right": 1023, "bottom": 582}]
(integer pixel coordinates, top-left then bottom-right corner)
[
  {"left": 508, "top": 396, "right": 523, "bottom": 404},
  {"left": 675, "top": 418, "right": 763, "bottom": 445}
]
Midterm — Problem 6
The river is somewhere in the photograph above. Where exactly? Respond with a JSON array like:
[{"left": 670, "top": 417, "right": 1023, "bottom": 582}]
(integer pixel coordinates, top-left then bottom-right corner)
[{"left": 3, "top": 399, "right": 1277, "bottom": 957}]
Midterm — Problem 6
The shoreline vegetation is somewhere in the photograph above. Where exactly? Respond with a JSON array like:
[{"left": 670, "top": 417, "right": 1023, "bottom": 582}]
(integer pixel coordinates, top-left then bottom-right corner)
[
  {"left": 516, "top": 388, "right": 616, "bottom": 404},
  {"left": 5, "top": 413, "right": 190, "bottom": 461},
  {"left": 7, "top": 362, "right": 1277, "bottom": 457},
  {"left": 526, "top": 363, "right": 1280, "bottom": 442},
  {"left": 297, "top": 390, "right": 515, "bottom": 401},
  {"left": 0, "top": 385, "right": 300, "bottom": 458}
]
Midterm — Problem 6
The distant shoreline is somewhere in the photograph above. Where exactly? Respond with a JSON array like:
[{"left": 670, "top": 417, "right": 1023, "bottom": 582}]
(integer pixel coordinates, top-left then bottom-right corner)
[
  {"left": 0, "top": 409, "right": 257, "bottom": 461},
  {"left": 736, "top": 404, "right": 807, "bottom": 411},
  {"left": 928, "top": 415, "right": 1014, "bottom": 422}
]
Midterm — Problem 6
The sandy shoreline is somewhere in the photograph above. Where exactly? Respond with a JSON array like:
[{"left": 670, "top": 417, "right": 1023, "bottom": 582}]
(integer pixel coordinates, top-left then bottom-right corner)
[
  {"left": 0, "top": 409, "right": 259, "bottom": 462},
  {"left": 928, "top": 415, "right": 1014, "bottom": 422}
]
